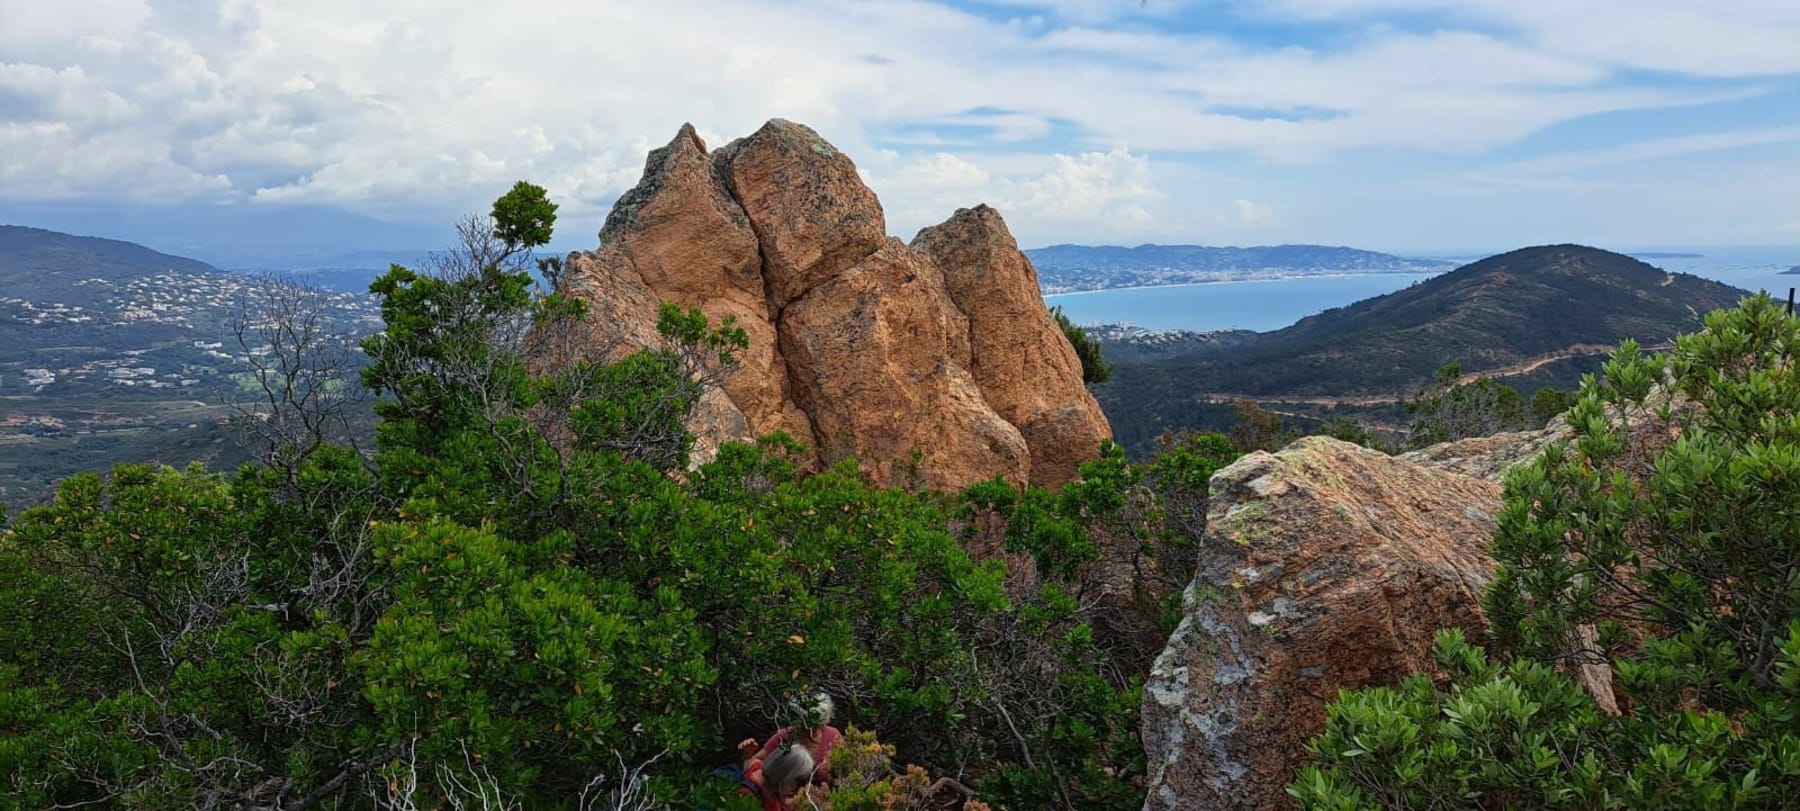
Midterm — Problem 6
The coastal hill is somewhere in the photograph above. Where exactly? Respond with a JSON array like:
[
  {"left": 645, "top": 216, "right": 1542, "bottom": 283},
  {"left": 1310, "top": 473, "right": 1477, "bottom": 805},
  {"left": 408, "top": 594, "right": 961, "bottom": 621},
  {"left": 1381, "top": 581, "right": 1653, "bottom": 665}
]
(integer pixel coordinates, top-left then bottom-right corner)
[
  {"left": 0, "top": 224, "right": 375, "bottom": 375},
  {"left": 1096, "top": 244, "right": 1746, "bottom": 451},
  {"left": 1, "top": 225, "right": 219, "bottom": 305},
  {"left": 0, "top": 225, "right": 378, "bottom": 512},
  {"left": 1026, "top": 243, "right": 1451, "bottom": 293}
]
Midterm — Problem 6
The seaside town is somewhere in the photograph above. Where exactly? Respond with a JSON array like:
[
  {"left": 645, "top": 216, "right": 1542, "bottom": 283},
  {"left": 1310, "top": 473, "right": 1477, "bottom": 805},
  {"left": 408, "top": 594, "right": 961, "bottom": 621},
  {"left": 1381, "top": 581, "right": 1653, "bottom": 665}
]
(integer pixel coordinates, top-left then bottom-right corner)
[{"left": 1, "top": 269, "right": 379, "bottom": 394}]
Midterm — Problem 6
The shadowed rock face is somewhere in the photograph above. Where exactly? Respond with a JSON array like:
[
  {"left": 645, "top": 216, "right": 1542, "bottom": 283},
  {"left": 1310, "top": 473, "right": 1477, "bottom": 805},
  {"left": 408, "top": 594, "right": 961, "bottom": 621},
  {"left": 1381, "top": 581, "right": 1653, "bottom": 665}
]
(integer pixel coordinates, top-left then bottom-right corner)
[
  {"left": 555, "top": 119, "right": 1111, "bottom": 489},
  {"left": 1141, "top": 436, "right": 1512, "bottom": 811}
]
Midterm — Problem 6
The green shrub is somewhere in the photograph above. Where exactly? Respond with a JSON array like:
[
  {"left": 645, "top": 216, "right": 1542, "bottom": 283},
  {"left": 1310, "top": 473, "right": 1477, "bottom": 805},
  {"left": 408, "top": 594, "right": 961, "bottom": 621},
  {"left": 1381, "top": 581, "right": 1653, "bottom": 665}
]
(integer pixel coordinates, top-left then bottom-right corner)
[
  {"left": 1293, "top": 295, "right": 1800, "bottom": 809},
  {"left": 1529, "top": 385, "right": 1576, "bottom": 427},
  {"left": 1051, "top": 306, "right": 1111, "bottom": 384},
  {"left": 1405, "top": 362, "right": 1530, "bottom": 448}
]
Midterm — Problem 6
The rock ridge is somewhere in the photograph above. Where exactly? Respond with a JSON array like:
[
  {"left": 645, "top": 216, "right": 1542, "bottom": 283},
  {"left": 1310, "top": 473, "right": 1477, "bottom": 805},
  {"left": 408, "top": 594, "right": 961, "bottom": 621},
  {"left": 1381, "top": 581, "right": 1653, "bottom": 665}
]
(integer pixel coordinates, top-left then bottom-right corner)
[{"left": 557, "top": 119, "right": 1111, "bottom": 489}]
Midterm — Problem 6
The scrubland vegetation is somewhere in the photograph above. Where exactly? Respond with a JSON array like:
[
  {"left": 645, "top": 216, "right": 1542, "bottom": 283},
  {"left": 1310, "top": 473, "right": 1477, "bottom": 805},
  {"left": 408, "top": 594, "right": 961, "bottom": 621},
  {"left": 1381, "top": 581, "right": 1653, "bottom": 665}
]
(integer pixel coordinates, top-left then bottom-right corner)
[{"left": 0, "top": 185, "right": 1242, "bottom": 811}]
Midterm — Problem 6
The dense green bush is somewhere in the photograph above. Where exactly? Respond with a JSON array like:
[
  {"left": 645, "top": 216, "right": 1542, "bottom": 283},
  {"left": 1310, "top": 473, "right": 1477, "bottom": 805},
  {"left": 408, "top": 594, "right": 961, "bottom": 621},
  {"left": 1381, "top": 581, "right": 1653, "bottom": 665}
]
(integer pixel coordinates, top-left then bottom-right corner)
[
  {"left": 1293, "top": 627, "right": 1800, "bottom": 810},
  {"left": 0, "top": 184, "right": 1154, "bottom": 810},
  {"left": 1529, "top": 385, "right": 1577, "bottom": 427},
  {"left": 1292, "top": 295, "right": 1800, "bottom": 809},
  {"left": 1405, "top": 362, "right": 1531, "bottom": 448},
  {"left": 1227, "top": 398, "right": 1298, "bottom": 453},
  {"left": 1051, "top": 306, "right": 1111, "bottom": 384}
]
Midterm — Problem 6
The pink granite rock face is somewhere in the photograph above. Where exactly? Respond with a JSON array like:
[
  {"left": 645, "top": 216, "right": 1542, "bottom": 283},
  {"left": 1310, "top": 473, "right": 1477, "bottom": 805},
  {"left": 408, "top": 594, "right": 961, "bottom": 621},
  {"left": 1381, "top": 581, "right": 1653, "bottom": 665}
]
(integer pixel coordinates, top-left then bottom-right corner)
[
  {"left": 1142, "top": 437, "right": 1504, "bottom": 811},
  {"left": 551, "top": 119, "right": 1111, "bottom": 488}
]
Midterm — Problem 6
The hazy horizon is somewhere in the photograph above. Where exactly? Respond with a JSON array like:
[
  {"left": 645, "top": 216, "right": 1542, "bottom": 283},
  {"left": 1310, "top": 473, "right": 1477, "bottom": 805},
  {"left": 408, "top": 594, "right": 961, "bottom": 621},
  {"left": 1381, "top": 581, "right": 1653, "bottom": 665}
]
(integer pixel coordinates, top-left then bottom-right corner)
[{"left": 4, "top": 208, "right": 1796, "bottom": 274}]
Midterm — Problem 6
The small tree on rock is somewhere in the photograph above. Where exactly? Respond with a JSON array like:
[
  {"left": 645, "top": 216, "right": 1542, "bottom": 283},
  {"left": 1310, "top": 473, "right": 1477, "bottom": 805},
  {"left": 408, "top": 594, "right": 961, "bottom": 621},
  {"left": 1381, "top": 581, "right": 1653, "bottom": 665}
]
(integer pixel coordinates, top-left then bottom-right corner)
[{"left": 1050, "top": 306, "right": 1111, "bottom": 384}]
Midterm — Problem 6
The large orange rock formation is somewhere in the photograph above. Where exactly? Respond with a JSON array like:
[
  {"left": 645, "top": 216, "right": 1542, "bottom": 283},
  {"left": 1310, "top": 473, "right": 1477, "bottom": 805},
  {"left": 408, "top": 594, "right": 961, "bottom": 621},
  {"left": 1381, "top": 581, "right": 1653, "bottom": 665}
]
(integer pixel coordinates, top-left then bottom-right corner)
[{"left": 557, "top": 119, "right": 1110, "bottom": 489}]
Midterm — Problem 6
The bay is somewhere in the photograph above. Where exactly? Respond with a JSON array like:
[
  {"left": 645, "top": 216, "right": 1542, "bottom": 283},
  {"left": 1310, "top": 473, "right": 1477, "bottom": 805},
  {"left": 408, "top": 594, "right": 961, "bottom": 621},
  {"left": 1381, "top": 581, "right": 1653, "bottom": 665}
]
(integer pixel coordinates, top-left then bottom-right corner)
[
  {"left": 1042, "top": 245, "right": 1800, "bottom": 333},
  {"left": 1043, "top": 274, "right": 1439, "bottom": 333}
]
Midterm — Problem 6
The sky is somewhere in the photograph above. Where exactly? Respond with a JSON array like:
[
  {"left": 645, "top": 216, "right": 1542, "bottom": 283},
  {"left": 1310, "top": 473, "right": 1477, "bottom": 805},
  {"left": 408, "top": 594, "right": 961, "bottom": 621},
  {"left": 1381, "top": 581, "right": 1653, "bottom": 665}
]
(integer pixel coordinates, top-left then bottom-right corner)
[{"left": 2, "top": 0, "right": 1798, "bottom": 260}]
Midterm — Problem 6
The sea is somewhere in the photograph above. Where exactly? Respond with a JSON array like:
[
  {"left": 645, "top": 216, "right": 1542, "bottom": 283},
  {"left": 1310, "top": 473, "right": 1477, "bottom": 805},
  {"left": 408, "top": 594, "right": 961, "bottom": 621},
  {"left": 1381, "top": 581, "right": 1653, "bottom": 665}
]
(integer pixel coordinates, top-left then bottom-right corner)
[{"left": 1041, "top": 246, "right": 1800, "bottom": 334}]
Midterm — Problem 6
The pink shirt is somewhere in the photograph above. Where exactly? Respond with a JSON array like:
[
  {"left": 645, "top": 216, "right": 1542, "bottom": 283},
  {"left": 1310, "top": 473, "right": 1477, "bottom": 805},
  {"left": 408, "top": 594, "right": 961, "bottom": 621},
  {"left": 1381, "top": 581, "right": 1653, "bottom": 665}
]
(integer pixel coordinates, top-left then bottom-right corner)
[{"left": 757, "top": 725, "right": 842, "bottom": 779}]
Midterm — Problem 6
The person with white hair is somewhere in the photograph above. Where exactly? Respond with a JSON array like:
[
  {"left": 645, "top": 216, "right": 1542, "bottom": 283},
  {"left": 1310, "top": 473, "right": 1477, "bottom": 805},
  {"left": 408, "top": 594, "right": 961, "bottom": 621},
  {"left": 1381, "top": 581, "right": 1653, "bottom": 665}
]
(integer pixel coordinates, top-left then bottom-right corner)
[
  {"left": 742, "top": 743, "right": 814, "bottom": 810},
  {"left": 738, "top": 692, "right": 842, "bottom": 785}
]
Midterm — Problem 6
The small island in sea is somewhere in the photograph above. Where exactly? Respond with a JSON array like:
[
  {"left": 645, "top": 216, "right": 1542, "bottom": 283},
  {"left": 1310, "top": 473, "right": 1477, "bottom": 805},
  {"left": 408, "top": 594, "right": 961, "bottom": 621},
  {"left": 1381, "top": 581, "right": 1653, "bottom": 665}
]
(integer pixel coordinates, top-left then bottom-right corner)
[{"left": 1780, "top": 265, "right": 1800, "bottom": 275}]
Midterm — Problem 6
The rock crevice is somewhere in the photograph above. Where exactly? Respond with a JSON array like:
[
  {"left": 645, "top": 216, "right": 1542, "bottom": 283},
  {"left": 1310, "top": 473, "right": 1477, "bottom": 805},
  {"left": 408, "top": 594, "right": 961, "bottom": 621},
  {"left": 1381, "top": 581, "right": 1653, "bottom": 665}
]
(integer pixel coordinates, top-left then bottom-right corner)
[{"left": 557, "top": 119, "right": 1110, "bottom": 489}]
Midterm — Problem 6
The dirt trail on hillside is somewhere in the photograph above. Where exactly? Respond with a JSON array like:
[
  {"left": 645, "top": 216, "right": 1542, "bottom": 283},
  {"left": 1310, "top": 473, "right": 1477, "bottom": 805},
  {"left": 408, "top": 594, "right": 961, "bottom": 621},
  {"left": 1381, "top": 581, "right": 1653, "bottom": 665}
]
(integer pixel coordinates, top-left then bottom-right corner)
[
  {"left": 1448, "top": 343, "right": 1671, "bottom": 386},
  {"left": 1199, "top": 393, "right": 1403, "bottom": 408},
  {"left": 1197, "top": 342, "right": 1673, "bottom": 409}
]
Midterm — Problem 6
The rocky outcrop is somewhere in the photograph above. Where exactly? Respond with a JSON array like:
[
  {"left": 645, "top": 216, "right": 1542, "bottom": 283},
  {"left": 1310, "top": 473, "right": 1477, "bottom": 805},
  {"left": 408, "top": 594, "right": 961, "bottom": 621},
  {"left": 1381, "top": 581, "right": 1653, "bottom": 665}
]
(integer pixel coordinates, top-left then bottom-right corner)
[
  {"left": 713, "top": 122, "right": 887, "bottom": 310},
  {"left": 780, "top": 239, "right": 1032, "bottom": 487},
  {"left": 912, "top": 205, "right": 1112, "bottom": 486},
  {"left": 562, "top": 123, "right": 810, "bottom": 460},
  {"left": 1142, "top": 435, "right": 1531, "bottom": 811},
  {"left": 554, "top": 119, "right": 1110, "bottom": 488},
  {"left": 1399, "top": 419, "right": 1573, "bottom": 480}
]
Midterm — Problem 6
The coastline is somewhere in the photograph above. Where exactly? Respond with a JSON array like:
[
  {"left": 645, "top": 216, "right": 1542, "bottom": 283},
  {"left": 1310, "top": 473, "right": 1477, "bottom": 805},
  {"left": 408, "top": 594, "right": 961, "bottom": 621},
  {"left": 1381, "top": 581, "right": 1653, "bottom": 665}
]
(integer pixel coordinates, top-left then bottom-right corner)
[{"left": 1041, "top": 270, "right": 1443, "bottom": 299}]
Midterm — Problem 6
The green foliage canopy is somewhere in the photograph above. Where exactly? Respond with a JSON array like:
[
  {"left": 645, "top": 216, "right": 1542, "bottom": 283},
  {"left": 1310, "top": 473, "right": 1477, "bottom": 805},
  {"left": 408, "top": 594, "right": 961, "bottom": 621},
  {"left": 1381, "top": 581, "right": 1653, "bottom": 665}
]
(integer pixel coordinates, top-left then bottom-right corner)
[{"left": 1404, "top": 362, "right": 1531, "bottom": 448}]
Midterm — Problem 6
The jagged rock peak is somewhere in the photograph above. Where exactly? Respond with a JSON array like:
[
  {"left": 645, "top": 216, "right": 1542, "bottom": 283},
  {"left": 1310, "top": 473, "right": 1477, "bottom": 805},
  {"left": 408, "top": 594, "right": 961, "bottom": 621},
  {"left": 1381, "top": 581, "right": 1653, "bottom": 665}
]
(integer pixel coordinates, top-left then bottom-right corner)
[
  {"left": 553, "top": 119, "right": 1111, "bottom": 489},
  {"left": 712, "top": 118, "right": 887, "bottom": 309},
  {"left": 601, "top": 123, "right": 738, "bottom": 247},
  {"left": 912, "top": 203, "right": 1112, "bottom": 486}
]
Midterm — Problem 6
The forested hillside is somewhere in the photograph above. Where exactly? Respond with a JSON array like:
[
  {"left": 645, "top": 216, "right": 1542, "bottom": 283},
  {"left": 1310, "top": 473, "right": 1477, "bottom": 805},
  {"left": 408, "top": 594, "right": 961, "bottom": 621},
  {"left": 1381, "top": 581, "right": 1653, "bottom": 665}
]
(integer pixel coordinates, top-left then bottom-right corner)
[
  {"left": 0, "top": 225, "right": 218, "bottom": 296},
  {"left": 1096, "top": 245, "right": 1747, "bottom": 453}
]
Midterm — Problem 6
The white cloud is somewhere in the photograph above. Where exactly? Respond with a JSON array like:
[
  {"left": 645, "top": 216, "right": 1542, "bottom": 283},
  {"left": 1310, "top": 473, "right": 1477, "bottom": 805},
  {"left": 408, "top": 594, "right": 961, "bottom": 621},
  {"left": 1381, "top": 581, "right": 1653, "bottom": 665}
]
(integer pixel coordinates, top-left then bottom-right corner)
[
  {"left": 1250, "top": 0, "right": 1800, "bottom": 77},
  {"left": 1507, "top": 128, "right": 1800, "bottom": 175},
  {"left": 0, "top": 0, "right": 1793, "bottom": 248},
  {"left": 0, "top": 0, "right": 152, "bottom": 60},
  {"left": 875, "top": 145, "right": 1161, "bottom": 243},
  {"left": 965, "top": 0, "right": 1204, "bottom": 24},
  {"left": 1001, "top": 145, "right": 1159, "bottom": 227},
  {"left": 1428, "top": 127, "right": 1800, "bottom": 196},
  {"left": 890, "top": 153, "right": 994, "bottom": 193},
  {"left": 1235, "top": 199, "right": 1275, "bottom": 224}
]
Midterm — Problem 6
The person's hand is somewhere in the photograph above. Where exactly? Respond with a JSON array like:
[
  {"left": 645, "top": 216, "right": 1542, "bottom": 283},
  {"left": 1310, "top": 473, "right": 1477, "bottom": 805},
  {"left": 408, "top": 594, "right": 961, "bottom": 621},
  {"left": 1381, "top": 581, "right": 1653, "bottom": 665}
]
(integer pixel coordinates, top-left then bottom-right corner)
[{"left": 737, "top": 738, "right": 759, "bottom": 756}]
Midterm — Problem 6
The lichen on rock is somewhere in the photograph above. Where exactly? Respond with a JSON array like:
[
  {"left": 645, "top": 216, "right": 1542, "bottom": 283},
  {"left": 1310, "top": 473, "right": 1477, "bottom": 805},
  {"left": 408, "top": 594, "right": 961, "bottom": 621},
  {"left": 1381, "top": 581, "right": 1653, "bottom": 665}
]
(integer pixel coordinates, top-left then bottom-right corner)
[{"left": 1141, "top": 436, "right": 1510, "bottom": 810}]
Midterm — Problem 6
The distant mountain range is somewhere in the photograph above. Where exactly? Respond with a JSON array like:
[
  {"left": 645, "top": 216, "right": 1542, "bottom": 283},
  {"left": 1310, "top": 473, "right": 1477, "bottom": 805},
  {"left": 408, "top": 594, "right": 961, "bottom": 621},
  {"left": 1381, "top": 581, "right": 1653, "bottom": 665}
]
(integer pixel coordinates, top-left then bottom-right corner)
[
  {"left": 1094, "top": 244, "right": 1750, "bottom": 453},
  {"left": 1026, "top": 243, "right": 1453, "bottom": 293}
]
